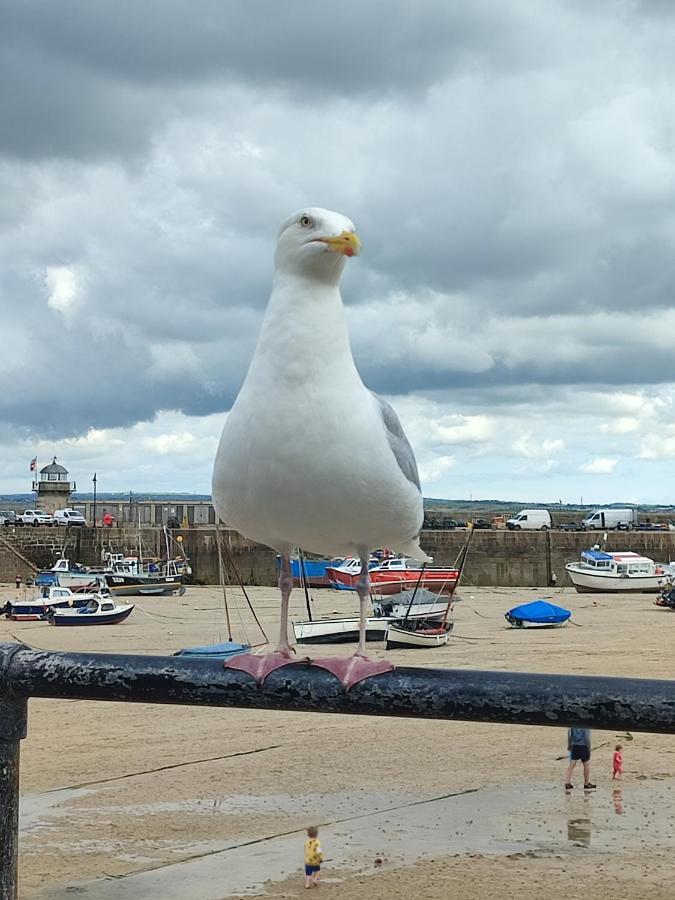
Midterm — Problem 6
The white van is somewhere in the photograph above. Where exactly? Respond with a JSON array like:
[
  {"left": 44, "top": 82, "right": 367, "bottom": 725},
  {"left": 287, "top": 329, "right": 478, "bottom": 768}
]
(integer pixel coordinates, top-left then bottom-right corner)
[
  {"left": 506, "top": 509, "right": 552, "bottom": 531},
  {"left": 581, "top": 508, "right": 637, "bottom": 530}
]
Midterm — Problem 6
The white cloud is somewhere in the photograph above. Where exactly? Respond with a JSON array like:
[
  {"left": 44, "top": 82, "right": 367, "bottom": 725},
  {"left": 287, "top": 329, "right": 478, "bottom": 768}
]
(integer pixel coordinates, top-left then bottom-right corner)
[
  {"left": 45, "top": 265, "right": 80, "bottom": 314},
  {"left": 600, "top": 417, "right": 640, "bottom": 434},
  {"left": 580, "top": 457, "right": 618, "bottom": 474},
  {"left": 419, "top": 454, "right": 456, "bottom": 485},
  {"left": 512, "top": 433, "right": 564, "bottom": 458}
]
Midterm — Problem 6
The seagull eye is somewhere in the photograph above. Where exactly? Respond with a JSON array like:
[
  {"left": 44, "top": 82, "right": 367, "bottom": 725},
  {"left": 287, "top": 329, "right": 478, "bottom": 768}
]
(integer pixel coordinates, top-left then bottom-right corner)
[{"left": 299, "top": 215, "right": 314, "bottom": 229}]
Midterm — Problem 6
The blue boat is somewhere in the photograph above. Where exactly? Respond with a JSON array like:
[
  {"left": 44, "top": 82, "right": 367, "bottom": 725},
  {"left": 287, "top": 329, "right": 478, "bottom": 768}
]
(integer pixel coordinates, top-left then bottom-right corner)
[
  {"left": 505, "top": 600, "right": 571, "bottom": 628},
  {"left": 173, "top": 641, "right": 250, "bottom": 660},
  {"left": 276, "top": 556, "right": 337, "bottom": 587}
]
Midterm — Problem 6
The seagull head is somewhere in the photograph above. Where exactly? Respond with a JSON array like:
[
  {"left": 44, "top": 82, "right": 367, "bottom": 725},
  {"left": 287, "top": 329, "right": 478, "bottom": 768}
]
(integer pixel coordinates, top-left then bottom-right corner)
[{"left": 274, "top": 207, "right": 361, "bottom": 282}]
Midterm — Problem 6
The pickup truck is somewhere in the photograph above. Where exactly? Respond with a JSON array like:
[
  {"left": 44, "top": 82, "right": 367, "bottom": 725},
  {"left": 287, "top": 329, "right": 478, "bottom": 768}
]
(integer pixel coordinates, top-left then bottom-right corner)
[
  {"left": 0, "top": 510, "right": 17, "bottom": 526},
  {"left": 16, "top": 510, "right": 54, "bottom": 527}
]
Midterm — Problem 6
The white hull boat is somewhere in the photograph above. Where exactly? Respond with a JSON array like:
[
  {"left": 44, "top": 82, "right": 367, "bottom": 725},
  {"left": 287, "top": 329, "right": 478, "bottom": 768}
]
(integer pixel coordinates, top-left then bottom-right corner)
[
  {"left": 292, "top": 617, "right": 390, "bottom": 644},
  {"left": 565, "top": 549, "right": 669, "bottom": 593},
  {"left": 292, "top": 605, "right": 446, "bottom": 645},
  {"left": 385, "top": 621, "right": 453, "bottom": 650}
]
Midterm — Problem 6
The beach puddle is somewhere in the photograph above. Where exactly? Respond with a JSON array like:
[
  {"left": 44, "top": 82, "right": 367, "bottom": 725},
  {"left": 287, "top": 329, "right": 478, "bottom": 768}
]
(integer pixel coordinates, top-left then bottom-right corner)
[{"left": 34, "top": 781, "right": 675, "bottom": 898}]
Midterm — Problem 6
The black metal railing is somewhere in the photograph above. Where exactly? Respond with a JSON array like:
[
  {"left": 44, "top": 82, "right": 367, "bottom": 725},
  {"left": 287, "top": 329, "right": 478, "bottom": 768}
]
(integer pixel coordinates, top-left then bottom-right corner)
[{"left": 2, "top": 643, "right": 675, "bottom": 898}]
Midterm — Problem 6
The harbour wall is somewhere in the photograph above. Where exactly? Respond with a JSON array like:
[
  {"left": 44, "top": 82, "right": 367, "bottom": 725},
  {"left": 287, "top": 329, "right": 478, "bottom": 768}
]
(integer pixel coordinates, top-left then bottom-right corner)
[{"left": 3, "top": 526, "right": 675, "bottom": 588}]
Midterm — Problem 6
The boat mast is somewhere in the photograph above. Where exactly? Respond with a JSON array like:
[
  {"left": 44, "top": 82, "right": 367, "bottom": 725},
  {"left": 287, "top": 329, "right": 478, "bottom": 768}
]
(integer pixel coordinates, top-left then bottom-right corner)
[
  {"left": 299, "top": 551, "right": 313, "bottom": 622},
  {"left": 442, "top": 528, "right": 474, "bottom": 627},
  {"left": 403, "top": 563, "right": 427, "bottom": 624}
]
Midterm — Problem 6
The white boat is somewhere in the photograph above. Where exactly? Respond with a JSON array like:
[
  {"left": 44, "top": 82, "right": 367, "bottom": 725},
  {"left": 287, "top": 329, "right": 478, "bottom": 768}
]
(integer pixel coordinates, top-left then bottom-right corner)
[
  {"left": 565, "top": 549, "right": 669, "bottom": 593},
  {"left": 292, "top": 617, "right": 390, "bottom": 644},
  {"left": 48, "top": 596, "right": 134, "bottom": 625},
  {"left": 4, "top": 585, "right": 102, "bottom": 621},
  {"left": 385, "top": 621, "right": 453, "bottom": 650},
  {"left": 37, "top": 558, "right": 105, "bottom": 590}
]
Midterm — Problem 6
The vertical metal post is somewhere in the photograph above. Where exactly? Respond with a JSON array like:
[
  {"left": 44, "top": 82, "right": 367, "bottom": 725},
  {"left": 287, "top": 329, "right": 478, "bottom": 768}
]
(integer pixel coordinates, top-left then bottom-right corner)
[{"left": 0, "top": 696, "right": 27, "bottom": 900}]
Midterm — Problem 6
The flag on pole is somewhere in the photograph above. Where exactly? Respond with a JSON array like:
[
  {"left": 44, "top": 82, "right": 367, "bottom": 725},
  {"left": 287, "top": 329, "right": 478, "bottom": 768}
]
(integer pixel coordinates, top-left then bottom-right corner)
[{"left": 29, "top": 457, "right": 37, "bottom": 472}]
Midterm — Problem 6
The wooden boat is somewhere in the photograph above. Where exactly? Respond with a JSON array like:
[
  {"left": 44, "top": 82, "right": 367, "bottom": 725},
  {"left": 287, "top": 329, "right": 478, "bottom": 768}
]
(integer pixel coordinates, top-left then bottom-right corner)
[
  {"left": 565, "top": 550, "right": 669, "bottom": 593},
  {"left": 3, "top": 586, "right": 99, "bottom": 621},
  {"left": 47, "top": 596, "right": 134, "bottom": 625},
  {"left": 383, "top": 531, "right": 472, "bottom": 651},
  {"left": 385, "top": 620, "right": 454, "bottom": 649}
]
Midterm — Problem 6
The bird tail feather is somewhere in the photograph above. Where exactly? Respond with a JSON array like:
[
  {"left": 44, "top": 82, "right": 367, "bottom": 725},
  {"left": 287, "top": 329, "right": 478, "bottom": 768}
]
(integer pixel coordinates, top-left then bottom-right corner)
[{"left": 392, "top": 538, "right": 430, "bottom": 563}]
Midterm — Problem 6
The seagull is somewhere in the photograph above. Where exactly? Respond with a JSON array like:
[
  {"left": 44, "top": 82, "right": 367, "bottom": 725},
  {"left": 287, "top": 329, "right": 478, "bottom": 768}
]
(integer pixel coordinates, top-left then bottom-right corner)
[{"left": 212, "top": 207, "right": 428, "bottom": 688}]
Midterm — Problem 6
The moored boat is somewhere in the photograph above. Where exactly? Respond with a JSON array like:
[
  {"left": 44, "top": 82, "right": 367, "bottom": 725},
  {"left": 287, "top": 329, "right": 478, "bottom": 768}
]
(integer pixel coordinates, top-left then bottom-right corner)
[
  {"left": 505, "top": 599, "right": 571, "bottom": 628},
  {"left": 385, "top": 620, "right": 454, "bottom": 650},
  {"left": 48, "top": 596, "right": 134, "bottom": 625},
  {"left": 370, "top": 557, "right": 459, "bottom": 595},
  {"left": 3, "top": 585, "right": 100, "bottom": 621},
  {"left": 35, "top": 558, "right": 104, "bottom": 590},
  {"left": 565, "top": 550, "right": 668, "bottom": 593},
  {"left": 104, "top": 555, "right": 186, "bottom": 596}
]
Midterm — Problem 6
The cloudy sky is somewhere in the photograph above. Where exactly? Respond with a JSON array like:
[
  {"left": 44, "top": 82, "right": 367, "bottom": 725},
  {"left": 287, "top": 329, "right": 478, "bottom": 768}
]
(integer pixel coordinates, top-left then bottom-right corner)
[{"left": 2, "top": 0, "right": 675, "bottom": 503}]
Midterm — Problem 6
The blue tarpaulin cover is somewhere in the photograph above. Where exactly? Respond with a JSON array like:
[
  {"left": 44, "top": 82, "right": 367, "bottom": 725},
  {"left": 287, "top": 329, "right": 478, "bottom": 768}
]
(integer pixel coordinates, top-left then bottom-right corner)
[{"left": 505, "top": 600, "right": 571, "bottom": 625}]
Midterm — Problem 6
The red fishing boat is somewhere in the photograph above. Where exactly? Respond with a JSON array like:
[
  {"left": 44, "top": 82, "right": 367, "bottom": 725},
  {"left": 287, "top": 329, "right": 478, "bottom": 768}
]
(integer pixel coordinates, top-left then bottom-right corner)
[{"left": 369, "top": 557, "right": 459, "bottom": 595}]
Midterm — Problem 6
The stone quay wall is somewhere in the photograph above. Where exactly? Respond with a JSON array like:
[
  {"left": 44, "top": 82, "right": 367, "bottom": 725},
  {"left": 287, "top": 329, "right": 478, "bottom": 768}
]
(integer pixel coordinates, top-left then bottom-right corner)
[{"left": 2, "top": 525, "right": 675, "bottom": 588}]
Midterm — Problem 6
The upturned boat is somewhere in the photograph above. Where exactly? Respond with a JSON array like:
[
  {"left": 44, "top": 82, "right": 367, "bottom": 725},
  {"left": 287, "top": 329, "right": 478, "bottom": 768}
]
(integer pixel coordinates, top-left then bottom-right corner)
[{"left": 565, "top": 549, "right": 669, "bottom": 593}]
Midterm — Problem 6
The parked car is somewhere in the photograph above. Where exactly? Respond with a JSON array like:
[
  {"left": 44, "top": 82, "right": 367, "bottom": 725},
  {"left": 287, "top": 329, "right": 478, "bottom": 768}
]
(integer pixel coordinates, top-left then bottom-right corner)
[
  {"left": 53, "top": 508, "right": 86, "bottom": 527},
  {"left": 17, "top": 510, "right": 54, "bottom": 527},
  {"left": 0, "top": 510, "right": 17, "bottom": 526},
  {"left": 560, "top": 521, "right": 584, "bottom": 531},
  {"left": 471, "top": 517, "right": 492, "bottom": 529}
]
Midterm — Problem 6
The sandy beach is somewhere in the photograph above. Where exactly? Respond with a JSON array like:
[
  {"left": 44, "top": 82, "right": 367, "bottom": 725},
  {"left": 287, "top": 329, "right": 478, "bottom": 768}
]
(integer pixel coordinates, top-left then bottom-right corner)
[{"left": 4, "top": 580, "right": 675, "bottom": 899}]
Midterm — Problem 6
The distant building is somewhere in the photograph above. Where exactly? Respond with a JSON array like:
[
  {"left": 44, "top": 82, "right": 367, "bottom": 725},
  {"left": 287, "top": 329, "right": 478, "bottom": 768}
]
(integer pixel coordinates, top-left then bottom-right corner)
[
  {"left": 73, "top": 497, "right": 217, "bottom": 528},
  {"left": 32, "top": 457, "right": 75, "bottom": 514}
]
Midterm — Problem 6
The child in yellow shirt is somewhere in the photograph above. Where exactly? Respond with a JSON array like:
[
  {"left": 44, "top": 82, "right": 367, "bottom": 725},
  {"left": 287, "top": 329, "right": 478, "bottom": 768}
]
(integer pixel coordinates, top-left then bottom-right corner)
[{"left": 304, "top": 825, "right": 323, "bottom": 888}]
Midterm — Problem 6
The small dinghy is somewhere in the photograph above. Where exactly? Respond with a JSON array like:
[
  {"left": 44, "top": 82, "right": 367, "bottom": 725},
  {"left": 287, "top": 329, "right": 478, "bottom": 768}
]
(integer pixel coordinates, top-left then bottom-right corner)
[
  {"left": 505, "top": 599, "right": 571, "bottom": 629},
  {"left": 385, "top": 620, "right": 453, "bottom": 650},
  {"left": 173, "top": 641, "right": 250, "bottom": 659},
  {"left": 47, "top": 596, "right": 134, "bottom": 626}
]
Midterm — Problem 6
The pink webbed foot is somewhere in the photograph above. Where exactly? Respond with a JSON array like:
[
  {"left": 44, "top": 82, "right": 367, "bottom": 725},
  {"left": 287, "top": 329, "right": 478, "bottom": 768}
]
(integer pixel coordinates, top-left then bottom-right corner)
[
  {"left": 310, "top": 655, "right": 394, "bottom": 690},
  {"left": 224, "top": 650, "right": 303, "bottom": 684}
]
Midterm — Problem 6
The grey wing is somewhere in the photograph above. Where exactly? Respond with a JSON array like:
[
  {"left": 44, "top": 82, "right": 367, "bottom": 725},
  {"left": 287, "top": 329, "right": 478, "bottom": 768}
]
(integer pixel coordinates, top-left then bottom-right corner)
[{"left": 371, "top": 391, "right": 422, "bottom": 491}]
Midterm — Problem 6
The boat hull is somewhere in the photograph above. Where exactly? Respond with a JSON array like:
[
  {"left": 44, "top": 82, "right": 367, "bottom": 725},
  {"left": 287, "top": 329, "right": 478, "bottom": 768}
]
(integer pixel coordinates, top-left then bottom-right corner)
[
  {"left": 292, "top": 617, "right": 389, "bottom": 644},
  {"left": 565, "top": 565, "right": 667, "bottom": 593},
  {"left": 289, "top": 558, "right": 333, "bottom": 588},
  {"left": 370, "top": 570, "right": 458, "bottom": 596},
  {"left": 385, "top": 621, "right": 453, "bottom": 650},
  {"left": 49, "top": 605, "right": 134, "bottom": 625},
  {"left": 105, "top": 574, "right": 183, "bottom": 596}
]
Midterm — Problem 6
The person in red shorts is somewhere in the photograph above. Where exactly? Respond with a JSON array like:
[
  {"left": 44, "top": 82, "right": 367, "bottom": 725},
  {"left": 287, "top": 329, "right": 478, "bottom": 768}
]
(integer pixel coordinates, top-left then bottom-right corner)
[{"left": 613, "top": 743, "right": 623, "bottom": 779}]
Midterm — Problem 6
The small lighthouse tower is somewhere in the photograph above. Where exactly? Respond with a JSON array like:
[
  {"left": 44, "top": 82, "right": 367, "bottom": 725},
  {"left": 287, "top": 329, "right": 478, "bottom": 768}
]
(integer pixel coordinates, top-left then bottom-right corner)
[{"left": 33, "top": 458, "right": 75, "bottom": 514}]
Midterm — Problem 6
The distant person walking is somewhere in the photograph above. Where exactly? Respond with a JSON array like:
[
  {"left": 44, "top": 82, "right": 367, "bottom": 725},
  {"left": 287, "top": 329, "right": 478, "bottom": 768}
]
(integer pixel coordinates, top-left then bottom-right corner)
[
  {"left": 613, "top": 744, "right": 623, "bottom": 780},
  {"left": 564, "top": 727, "right": 596, "bottom": 790}
]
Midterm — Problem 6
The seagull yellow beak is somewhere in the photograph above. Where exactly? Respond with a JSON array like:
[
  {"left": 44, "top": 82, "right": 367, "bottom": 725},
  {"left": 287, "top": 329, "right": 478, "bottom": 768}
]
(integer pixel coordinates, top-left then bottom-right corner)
[{"left": 320, "top": 230, "right": 362, "bottom": 257}]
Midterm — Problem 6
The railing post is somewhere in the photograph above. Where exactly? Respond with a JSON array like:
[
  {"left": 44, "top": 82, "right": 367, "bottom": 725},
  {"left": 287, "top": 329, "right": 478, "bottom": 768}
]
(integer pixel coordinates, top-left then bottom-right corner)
[{"left": 0, "top": 695, "right": 27, "bottom": 900}]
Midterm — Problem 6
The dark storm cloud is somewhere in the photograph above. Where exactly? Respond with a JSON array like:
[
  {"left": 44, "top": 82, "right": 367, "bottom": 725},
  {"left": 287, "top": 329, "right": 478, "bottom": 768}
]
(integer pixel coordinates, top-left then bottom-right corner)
[{"left": 3, "top": 0, "right": 675, "bottom": 448}]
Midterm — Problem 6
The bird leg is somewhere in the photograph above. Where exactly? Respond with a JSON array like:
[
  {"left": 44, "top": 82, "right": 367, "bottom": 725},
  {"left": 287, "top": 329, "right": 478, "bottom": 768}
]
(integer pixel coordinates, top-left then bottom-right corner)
[
  {"left": 276, "top": 554, "right": 295, "bottom": 655},
  {"left": 223, "top": 553, "right": 297, "bottom": 682},
  {"left": 355, "top": 555, "right": 370, "bottom": 656},
  {"left": 308, "top": 549, "right": 394, "bottom": 689}
]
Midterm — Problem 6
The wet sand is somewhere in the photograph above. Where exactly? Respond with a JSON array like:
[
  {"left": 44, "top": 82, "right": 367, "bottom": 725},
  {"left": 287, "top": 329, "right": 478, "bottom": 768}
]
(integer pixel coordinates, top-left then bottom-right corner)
[{"left": 3, "top": 581, "right": 675, "bottom": 898}]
